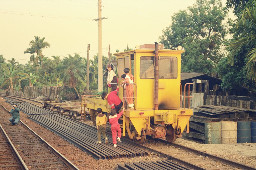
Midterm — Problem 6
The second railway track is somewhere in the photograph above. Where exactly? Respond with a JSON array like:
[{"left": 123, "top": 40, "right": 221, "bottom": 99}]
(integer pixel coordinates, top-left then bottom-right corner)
[{"left": 0, "top": 104, "right": 78, "bottom": 170}]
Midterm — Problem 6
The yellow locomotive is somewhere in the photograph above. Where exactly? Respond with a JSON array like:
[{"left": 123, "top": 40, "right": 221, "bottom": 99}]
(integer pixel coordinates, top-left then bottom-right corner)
[{"left": 81, "top": 43, "right": 193, "bottom": 142}]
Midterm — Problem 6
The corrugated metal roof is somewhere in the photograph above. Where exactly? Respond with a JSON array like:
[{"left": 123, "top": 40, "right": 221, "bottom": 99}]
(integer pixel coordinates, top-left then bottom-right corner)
[{"left": 181, "top": 72, "right": 205, "bottom": 81}]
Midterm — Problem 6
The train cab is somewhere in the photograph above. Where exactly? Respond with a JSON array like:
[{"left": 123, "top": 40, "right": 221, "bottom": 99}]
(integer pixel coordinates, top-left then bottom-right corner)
[{"left": 114, "top": 43, "right": 193, "bottom": 142}]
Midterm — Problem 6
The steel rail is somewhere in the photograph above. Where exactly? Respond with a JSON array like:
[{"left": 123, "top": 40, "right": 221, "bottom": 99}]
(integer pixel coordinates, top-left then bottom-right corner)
[
  {"left": 0, "top": 124, "right": 28, "bottom": 170},
  {"left": 21, "top": 120, "right": 79, "bottom": 170},
  {"left": 118, "top": 159, "right": 189, "bottom": 170},
  {"left": 152, "top": 138, "right": 256, "bottom": 170},
  {"left": 132, "top": 141, "right": 204, "bottom": 170},
  {"left": 7, "top": 95, "right": 44, "bottom": 105},
  {"left": 0, "top": 104, "right": 79, "bottom": 170},
  {"left": 29, "top": 113, "right": 149, "bottom": 159},
  {"left": 170, "top": 142, "right": 256, "bottom": 170}
]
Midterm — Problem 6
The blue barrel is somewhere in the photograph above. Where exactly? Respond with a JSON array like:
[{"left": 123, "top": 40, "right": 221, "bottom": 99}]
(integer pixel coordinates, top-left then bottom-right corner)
[
  {"left": 252, "top": 121, "right": 256, "bottom": 143},
  {"left": 237, "top": 121, "right": 251, "bottom": 143}
]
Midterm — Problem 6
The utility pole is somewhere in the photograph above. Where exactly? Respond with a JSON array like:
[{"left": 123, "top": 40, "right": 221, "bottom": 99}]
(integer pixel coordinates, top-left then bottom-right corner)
[
  {"left": 86, "top": 44, "right": 90, "bottom": 91},
  {"left": 108, "top": 44, "right": 111, "bottom": 63},
  {"left": 94, "top": 0, "right": 107, "bottom": 92}
]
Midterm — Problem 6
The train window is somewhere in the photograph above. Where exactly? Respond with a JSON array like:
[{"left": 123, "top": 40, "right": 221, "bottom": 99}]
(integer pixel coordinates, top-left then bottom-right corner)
[
  {"left": 140, "top": 56, "right": 154, "bottom": 79},
  {"left": 117, "top": 58, "right": 125, "bottom": 78},
  {"left": 125, "top": 56, "right": 130, "bottom": 69},
  {"left": 140, "top": 56, "right": 177, "bottom": 79},
  {"left": 159, "top": 57, "right": 178, "bottom": 79}
]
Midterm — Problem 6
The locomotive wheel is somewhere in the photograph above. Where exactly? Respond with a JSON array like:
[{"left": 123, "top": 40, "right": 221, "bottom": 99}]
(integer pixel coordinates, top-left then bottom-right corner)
[{"left": 166, "top": 125, "right": 176, "bottom": 143}]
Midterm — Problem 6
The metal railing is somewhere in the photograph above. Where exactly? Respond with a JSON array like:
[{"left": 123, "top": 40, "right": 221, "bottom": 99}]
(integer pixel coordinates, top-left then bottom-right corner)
[{"left": 181, "top": 83, "right": 193, "bottom": 109}]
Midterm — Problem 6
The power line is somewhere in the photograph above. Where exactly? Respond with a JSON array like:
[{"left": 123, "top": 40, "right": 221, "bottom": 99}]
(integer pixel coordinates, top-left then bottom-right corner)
[{"left": 0, "top": 9, "right": 93, "bottom": 21}]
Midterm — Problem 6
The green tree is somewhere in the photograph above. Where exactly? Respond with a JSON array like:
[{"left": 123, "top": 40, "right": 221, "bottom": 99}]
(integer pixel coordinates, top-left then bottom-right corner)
[
  {"left": 219, "top": 0, "right": 256, "bottom": 93},
  {"left": 0, "top": 58, "right": 21, "bottom": 91},
  {"left": 226, "top": 0, "right": 251, "bottom": 16},
  {"left": 89, "top": 55, "right": 110, "bottom": 92},
  {"left": 160, "top": 0, "right": 227, "bottom": 74},
  {"left": 24, "top": 36, "right": 50, "bottom": 67},
  {"left": 233, "top": 2, "right": 256, "bottom": 80},
  {"left": 0, "top": 55, "right": 6, "bottom": 88},
  {"left": 60, "top": 54, "right": 86, "bottom": 97}
]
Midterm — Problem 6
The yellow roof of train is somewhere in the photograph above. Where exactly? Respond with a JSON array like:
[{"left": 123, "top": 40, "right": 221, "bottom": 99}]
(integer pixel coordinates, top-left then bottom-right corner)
[{"left": 114, "top": 49, "right": 184, "bottom": 57}]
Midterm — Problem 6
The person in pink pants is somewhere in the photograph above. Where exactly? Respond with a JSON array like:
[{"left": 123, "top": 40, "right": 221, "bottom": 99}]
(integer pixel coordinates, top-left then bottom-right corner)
[{"left": 109, "top": 109, "right": 123, "bottom": 147}]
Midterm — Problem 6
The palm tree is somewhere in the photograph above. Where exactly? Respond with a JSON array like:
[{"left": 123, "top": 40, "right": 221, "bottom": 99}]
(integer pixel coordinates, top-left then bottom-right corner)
[
  {"left": 24, "top": 36, "right": 50, "bottom": 67},
  {"left": 60, "top": 54, "right": 86, "bottom": 98},
  {"left": 242, "top": 5, "right": 256, "bottom": 79},
  {"left": 229, "top": 1, "right": 256, "bottom": 80},
  {"left": 0, "top": 58, "right": 20, "bottom": 92}
]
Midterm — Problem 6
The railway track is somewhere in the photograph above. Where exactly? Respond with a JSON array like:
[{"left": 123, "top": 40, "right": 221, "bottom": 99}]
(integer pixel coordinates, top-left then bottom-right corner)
[
  {"left": 118, "top": 159, "right": 190, "bottom": 170},
  {"left": 3, "top": 96, "right": 201, "bottom": 169},
  {"left": 29, "top": 113, "right": 149, "bottom": 159},
  {"left": 4, "top": 96, "right": 256, "bottom": 169},
  {"left": 4, "top": 96, "right": 150, "bottom": 159},
  {"left": 6, "top": 96, "right": 80, "bottom": 119},
  {"left": 0, "top": 124, "right": 27, "bottom": 170},
  {"left": 142, "top": 138, "right": 256, "bottom": 170},
  {"left": 0, "top": 104, "right": 78, "bottom": 170},
  {"left": 6, "top": 96, "right": 44, "bottom": 106}
]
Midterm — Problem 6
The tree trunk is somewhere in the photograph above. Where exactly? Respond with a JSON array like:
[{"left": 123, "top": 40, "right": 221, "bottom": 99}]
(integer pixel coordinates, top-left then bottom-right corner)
[{"left": 9, "top": 77, "right": 14, "bottom": 91}]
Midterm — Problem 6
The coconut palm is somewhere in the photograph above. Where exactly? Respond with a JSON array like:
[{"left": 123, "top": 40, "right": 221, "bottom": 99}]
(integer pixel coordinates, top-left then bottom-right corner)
[{"left": 24, "top": 36, "right": 50, "bottom": 67}]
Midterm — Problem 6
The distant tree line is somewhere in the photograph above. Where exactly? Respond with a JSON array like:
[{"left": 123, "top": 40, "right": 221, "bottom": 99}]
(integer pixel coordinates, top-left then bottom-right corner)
[{"left": 0, "top": 36, "right": 111, "bottom": 96}]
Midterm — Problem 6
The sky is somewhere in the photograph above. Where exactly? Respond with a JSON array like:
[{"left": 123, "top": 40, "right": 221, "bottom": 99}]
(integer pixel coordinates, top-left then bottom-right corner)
[{"left": 0, "top": 0, "right": 227, "bottom": 64}]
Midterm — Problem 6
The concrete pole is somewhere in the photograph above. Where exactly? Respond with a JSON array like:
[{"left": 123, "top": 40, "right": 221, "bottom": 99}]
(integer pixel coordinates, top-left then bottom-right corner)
[
  {"left": 98, "top": 0, "right": 103, "bottom": 92},
  {"left": 86, "top": 44, "right": 90, "bottom": 91},
  {"left": 108, "top": 44, "right": 111, "bottom": 63}
]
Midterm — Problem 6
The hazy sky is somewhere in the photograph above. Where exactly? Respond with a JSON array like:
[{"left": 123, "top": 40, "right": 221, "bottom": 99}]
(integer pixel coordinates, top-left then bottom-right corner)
[{"left": 0, "top": 0, "right": 227, "bottom": 64}]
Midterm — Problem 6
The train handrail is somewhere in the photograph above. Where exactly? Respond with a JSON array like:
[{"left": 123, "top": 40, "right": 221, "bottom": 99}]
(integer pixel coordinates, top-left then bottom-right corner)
[
  {"left": 81, "top": 95, "right": 101, "bottom": 120},
  {"left": 182, "top": 83, "right": 193, "bottom": 109}
]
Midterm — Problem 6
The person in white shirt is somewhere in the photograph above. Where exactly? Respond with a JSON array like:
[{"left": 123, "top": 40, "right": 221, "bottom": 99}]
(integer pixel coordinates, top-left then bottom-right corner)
[{"left": 107, "top": 64, "right": 117, "bottom": 91}]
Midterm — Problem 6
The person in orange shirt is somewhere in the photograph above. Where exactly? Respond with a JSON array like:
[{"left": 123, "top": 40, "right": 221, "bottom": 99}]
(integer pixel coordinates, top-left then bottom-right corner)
[
  {"left": 123, "top": 68, "right": 134, "bottom": 108},
  {"left": 96, "top": 108, "right": 108, "bottom": 144}
]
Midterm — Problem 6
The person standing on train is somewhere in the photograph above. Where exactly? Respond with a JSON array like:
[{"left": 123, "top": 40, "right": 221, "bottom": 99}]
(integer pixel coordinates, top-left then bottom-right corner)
[
  {"left": 9, "top": 104, "right": 20, "bottom": 125},
  {"left": 123, "top": 68, "right": 134, "bottom": 109},
  {"left": 109, "top": 108, "right": 123, "bottom": 147},
  {"left": 106, "top": 64, "right": 117, "bottom": 90},
  {"left": 96, "top": 108, "right": 108, "bottom": 144},
  {"left": 102, "top": 90, "right": 123, "bottom": 113}
]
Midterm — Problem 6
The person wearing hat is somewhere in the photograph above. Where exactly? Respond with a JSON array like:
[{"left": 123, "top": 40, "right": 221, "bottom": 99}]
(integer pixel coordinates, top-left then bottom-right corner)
[
  {"left": 9, "top": 104, "right": 20, "bottom": 125},
  {"left": 96, "top": 108, "right": 108, "bottom": 144}
]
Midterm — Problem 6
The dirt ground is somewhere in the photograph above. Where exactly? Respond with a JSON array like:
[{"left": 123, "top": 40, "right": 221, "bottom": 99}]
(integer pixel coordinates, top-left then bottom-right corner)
[{"left": 175, "top": 138, "right": 256, "bottom": 158}]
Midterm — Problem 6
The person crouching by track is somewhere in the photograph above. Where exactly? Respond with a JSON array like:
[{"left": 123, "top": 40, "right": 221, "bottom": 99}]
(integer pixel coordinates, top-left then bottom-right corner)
[
  {"left": 96, "top": 108, "right": 108, "bottom": 144},
  {"left": 109, "top": 108, "right": 123, "bottom": 147},
  {"left": 102, "top": 89, "right": 123, "bottom": 113},
  {"left": 9, "top": 105, "right": 20, "bottom": 125}
]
